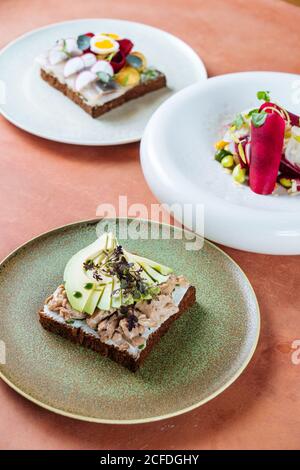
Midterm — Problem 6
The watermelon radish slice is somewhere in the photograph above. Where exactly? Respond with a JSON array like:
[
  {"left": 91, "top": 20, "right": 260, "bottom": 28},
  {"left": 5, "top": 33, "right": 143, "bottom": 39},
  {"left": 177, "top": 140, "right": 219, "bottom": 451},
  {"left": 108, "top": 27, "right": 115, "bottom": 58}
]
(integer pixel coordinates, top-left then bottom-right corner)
[{"left": 249, "top": 112, "right": 285, "bottom": 195}]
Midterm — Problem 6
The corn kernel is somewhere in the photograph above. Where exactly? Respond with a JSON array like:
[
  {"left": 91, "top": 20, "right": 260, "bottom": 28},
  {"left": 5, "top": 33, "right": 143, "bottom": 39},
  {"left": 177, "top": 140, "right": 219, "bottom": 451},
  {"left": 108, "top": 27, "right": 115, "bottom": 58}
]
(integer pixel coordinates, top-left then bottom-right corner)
[{"left": 214, "top": 140, "right": 228, "bottom": 151}]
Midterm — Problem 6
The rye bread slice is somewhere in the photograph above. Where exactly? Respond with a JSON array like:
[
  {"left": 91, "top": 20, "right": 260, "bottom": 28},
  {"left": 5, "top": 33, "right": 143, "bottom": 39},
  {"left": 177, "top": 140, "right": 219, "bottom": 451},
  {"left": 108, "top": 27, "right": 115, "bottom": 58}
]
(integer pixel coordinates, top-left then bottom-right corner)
[
  {"left": 39, "top": 285, "right": 196, "bottom": 372},
  {"left": 40, "top": 68, "right": 167, "bottom": 118}
]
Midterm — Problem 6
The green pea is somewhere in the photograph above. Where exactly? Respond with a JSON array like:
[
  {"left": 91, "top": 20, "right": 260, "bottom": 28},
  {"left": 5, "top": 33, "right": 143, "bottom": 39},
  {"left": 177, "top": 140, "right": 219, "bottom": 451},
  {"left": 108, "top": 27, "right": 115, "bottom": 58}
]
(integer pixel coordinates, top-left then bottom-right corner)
[
  {"left": 232, "top": 164, "right": 246, "bottom": 183},
  {"left": 279, "top": 177, "right": 292, "bottom": 189},
  {"left": 221, "top": 155, "right": 234, "bottom": 168},
  {"left": 215, "top": 149, "right": 232, "bottom": 163}
]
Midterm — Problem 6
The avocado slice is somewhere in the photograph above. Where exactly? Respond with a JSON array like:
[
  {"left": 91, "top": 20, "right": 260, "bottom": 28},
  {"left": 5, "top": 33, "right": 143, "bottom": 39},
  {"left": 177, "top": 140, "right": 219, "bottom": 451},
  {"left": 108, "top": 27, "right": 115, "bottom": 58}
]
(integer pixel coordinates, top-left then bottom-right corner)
[
  {"left": 124, "top": 252, "right": 173, "bottom": 276},
  {"left": 84, "top": 286, "right": 104, "bottom": 315},
  {"left": 64, "top": 233, "right": 108, "bottom": 312},
  {"left": 111, "top": 278, "right": 122, "bottom": 309},
  {"left": 64, "top": 232, "right": 173, "bottom": 314},
  {"left": 98, "top": 282, "right": 113, "bottom": 311},
  {"left": 138, "top": 262, "right": 169, "bottom": 284},
  {"left": 106, "top": 231, "right": 117, "bottom": 252}
]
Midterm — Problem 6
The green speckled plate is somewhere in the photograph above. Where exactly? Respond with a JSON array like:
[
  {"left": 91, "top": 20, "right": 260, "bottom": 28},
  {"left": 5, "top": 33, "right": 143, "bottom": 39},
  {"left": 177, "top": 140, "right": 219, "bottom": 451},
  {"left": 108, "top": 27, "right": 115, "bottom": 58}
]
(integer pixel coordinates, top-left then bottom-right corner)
[{"left": 0, "top": 219, "right": 260, "bottom": 423}]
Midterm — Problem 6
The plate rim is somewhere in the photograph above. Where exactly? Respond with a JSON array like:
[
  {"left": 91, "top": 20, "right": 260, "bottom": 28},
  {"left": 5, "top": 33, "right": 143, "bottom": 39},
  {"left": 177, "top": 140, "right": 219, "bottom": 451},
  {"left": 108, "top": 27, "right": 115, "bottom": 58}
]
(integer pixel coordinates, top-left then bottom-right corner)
[
  {"left": 0, "top": 217, "right": 260, "bottom": 424},
  {"left": 0, "top": 18, "right": 207, "bottom": 146}
]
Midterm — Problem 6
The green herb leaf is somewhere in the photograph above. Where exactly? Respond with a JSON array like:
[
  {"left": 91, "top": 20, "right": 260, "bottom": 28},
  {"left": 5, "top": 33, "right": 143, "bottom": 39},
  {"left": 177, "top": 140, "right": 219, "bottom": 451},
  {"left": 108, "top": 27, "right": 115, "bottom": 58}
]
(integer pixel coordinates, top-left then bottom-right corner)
[
  {"left": 123, "top": 293, "right": 134, "bottom": 305},
  {"left": 96, "top": 72, "right": 118, "bottom": 91},
  {"left": 232, "top": 113, "right": 244, "bottom": 130},
  {"left": 215, "top": 149, "right": 233, "bottom": 163},
  {"left": 126, "top": 54, "right": 143, "bottom": 69},
  {"left": 84, "top": 283, "right": 93, "bottom": 290},
  {"left": 106, "top": 52, "right": 115, "bottom": 62},
  {"left": 121, "top": 279, "right": 129, "bottom": 289},
  {"left": 77, "top": 34, "right": 91, "bottom": 51},
  {"left": 96, "top": 71, "right": 111, "bottom": 84},
  {"left": 60, "top": 39, "right": 72, "bottom": 58},
  {"left": 257, "top": 90, "right": 270, "bottom": 102},
  {"left": 66, "top": 319, "right": 74, "bottom": 324},
  {"left": 140, "top": 68, "right": 159, "bottom": 83},
  {"left": 133, "top": 289, "right": 141, "bottom": 300},
  {"left": 138, "top": 344, "right": 145, "bottom": 350},
  {"left": 246, "top": 108, "right": 259, "bottom": 118},
  {"left": 251, "top": 111, "right": 268, "bottom": 127},
  {"left": 148, "top": 285, "right": 160, "bottom": 297}
]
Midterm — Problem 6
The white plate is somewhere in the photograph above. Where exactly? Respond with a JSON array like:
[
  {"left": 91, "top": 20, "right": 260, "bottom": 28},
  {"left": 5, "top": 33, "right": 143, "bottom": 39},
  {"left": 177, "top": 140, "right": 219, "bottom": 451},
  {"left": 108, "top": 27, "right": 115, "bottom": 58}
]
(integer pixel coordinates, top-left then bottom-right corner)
[
  {"left": 141, "top": 72, "right": 300, "bottom": 255},
  {"left": 0, "top": 19, "right": 207, "bottom": 146}
]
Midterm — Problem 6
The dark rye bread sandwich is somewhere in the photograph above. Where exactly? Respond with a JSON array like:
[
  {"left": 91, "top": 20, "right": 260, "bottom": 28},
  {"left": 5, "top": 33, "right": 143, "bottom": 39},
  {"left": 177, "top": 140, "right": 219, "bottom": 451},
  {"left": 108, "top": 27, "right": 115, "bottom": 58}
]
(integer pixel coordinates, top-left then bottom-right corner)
[
  {"left": 36, "top": 32, "right": 166, "bottom": 118},
  {"left": 39, "top": 232, "right": 196, "bottom": 372}
]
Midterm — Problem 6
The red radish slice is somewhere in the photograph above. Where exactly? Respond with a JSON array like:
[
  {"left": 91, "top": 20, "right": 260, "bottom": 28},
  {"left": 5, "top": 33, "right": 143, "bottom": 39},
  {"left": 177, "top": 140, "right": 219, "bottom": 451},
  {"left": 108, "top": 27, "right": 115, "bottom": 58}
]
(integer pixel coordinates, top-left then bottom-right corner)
[
  {"left": 75, "top": 71, "right": 96, "bottom": 92},
  {"left": 82, "top": 53, "right": 97, "bottom": 68},
  {"left": 63, "top": 57, "right": 84, "bottom": 77},
  {"left": 249, "top": 113, "right": 285, "bottom": 195},
  {"left": 91, "top": 60, "right": 114, "bottom": 76},
  {"left": 259, "top": 102, "right": 300, "bottom": 127}
]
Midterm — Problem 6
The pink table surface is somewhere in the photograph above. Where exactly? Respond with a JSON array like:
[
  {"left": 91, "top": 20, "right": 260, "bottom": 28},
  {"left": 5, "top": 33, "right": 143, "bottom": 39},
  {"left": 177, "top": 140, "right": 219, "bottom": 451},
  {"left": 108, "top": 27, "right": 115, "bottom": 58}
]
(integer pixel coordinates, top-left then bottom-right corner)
[{"left": 0, "top": 0, "right": 300, "bottom": 450}]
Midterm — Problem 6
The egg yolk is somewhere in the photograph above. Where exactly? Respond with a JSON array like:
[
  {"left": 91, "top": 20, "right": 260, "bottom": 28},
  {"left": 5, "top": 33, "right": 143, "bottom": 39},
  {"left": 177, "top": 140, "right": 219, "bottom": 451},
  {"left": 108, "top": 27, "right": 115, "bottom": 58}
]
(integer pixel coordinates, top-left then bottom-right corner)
[{"left": 94, "top": 39, "right": 115, "bottom": 50}]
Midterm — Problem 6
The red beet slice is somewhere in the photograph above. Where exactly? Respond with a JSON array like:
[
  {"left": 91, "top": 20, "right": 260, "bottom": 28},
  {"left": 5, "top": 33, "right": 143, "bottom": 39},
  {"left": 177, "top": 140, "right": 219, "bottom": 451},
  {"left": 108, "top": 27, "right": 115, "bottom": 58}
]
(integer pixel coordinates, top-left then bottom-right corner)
[
  {"left": 110, "top": 39, "right": 134, "bottom": 73},
  {"left": 260, "top": 102, "right": 300, "bottom": 127},
  {"left": 110, "top": 51, "right": 126, "bottom": 73},
  {"left": 117, "top": 39, "right": 134, "bottom": 56},
  {"left": 249, "top": 113, "right": 285, "bottom": 195},
  {"left": 280, "top": 156, "right": 300, "bottom": 178}
]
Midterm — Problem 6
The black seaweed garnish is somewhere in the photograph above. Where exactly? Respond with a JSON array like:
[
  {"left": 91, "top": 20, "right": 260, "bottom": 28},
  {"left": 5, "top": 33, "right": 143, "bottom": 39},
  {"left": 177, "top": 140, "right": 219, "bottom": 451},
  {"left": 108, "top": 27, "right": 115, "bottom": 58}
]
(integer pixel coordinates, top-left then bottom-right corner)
[
  {"left": 83, "top": 245, "right": 161, "bottom": 303},
  {"left": 120, "top": 305, "right": 129, "bottom": 316},
  {"left": 92, "top": 272, "right": 103, "bottom": 282},
  {"left": 127, "top": 314, "right": 138, "bottom": 331},
  {"left": 83, "top": 260, "right": 95, "bottom": 271}
]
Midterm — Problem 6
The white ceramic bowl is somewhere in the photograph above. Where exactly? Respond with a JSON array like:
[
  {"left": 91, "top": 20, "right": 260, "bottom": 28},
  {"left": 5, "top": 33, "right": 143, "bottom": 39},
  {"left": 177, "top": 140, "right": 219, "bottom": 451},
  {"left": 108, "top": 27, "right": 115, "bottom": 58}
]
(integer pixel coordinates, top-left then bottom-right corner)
[{"left": 141, "top": 72, "right": 300, "bottom": 254}]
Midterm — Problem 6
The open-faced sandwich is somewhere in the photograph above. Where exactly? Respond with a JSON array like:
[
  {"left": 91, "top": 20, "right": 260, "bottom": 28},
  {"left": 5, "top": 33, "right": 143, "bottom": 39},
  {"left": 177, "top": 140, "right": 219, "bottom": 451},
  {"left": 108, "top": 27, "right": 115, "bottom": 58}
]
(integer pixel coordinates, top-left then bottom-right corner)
[
  {"left": 214, "top": 91, "right": 300, "bottom": 195},
  {"left": 39, "top": 232, "right": 195, "bottom": 371},
  {"left": 36, "top": 32, "right": 166, "bottom": 118}
]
